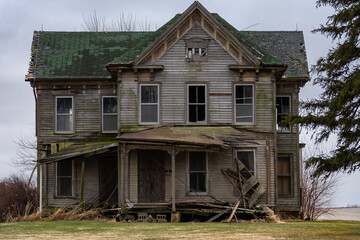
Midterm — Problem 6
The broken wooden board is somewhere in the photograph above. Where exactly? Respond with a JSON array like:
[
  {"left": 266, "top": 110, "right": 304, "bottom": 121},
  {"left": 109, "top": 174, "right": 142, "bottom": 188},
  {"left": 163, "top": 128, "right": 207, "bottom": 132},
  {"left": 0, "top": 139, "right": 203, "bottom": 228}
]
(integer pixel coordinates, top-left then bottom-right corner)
[
  {"left": 242, "top": 176, "right": 257, "bottom": 195},
  {"left": 206, "top": 208, "right": 231, "bottom": 222},
  {"left": 248, "top": 185, "right": 266, "bottom": 208}
]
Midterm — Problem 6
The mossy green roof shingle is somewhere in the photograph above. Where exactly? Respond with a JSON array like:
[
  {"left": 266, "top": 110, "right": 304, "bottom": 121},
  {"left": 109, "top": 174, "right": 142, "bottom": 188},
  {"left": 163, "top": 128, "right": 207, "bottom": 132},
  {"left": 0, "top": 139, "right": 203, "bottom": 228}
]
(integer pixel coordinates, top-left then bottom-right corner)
[{"left": 28, "top": 13, "right": 308, "bottom": 79}]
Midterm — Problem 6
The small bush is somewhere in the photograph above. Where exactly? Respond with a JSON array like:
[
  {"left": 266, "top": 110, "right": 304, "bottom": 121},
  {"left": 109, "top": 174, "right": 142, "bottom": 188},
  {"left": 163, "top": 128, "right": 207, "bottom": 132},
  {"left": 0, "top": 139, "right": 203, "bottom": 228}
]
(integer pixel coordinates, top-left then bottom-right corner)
[{"left": 0, "top": 174, "right": 38, "bottom": 222}]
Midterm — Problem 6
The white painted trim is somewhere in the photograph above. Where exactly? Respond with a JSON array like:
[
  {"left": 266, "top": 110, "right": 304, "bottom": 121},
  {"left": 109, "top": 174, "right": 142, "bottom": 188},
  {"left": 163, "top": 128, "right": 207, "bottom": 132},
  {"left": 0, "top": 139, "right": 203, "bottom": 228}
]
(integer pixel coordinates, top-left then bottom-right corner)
[
  {"left": 55, "top": 96, "right": 74, "bottom": 134},
  {"left": 102, "top": 96, "right": 118, "bottom": 133}
]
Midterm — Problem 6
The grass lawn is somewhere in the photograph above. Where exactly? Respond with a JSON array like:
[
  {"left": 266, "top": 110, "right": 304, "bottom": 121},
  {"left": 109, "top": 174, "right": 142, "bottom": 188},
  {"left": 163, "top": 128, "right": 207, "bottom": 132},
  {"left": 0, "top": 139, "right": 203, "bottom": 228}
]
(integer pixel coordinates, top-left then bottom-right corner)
[{"left": 0, "top": 220, "right": 359, "bottom": 239}]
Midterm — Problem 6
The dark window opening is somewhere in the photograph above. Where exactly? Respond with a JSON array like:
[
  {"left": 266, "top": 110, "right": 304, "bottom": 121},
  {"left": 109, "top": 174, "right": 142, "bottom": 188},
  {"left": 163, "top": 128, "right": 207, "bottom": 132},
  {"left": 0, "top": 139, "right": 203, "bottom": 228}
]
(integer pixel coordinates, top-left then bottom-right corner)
[
  {"left": 186, "top": 47, "right": 207, "bottom": 61},
  {"left": 235, "top": 85, "right": 253, "bottom": 123},
  {"left": 188, "top": 85, "right": 206, "bottom": 123},
  {"left": 140, "top": 85, "right": 158, "bottom": 123},
  {"left": 237, "top": 151, "right": 255, "bottom": 179},
  {"left": 189, "top": 152, "right": 207, "bottom": 193},
  {"left": 57, "top": 159, "right": 73, "bottom": 197},
  {"left": 276, "top": 96, "right": 291, "bottom": 131},
  {"left": 103, "top": 97, "right": 117, "bottom": 132},
  {"left": 56, "top": 97, "right": 73, "bottom": 132}
]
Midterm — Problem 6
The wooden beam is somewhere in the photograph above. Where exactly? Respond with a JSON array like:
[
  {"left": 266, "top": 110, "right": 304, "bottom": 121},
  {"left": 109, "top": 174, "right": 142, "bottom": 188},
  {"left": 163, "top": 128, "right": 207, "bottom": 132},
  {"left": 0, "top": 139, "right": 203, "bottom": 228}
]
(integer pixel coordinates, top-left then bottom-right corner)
[
  {"left": 206, "top": 208, "right": 231, "bottom": 222},
  {"left": 171, "top": 145, "right": 176, "bottom": 212},
  {"left": 236, "top": 159, "right": 247, "bottom": 209},
  {"left": 39, "top": 163, "right": 43, "bottom": 216},
  {"left": 80, "top": 159, "right": 85, "bottom": 208},
  {"left": 226, "top": 200, "right": 240, "bottom": 223}
]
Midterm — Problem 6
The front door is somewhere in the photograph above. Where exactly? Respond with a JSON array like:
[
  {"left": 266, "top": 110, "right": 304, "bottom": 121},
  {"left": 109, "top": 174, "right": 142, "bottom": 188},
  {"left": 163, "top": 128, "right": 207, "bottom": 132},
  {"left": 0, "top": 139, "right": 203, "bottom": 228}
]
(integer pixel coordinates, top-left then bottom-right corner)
[{"left": 138, "top": 150, "right": 166, "bottom": 203}]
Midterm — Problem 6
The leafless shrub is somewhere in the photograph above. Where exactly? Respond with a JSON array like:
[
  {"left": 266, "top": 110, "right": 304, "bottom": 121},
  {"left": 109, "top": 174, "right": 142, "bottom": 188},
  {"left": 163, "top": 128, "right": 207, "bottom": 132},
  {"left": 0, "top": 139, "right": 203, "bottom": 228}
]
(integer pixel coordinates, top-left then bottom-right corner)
[
  {"left": 0, "top": 174, "right": 38, "bottom": 222},
  {"left": 300, "top": 146, "right": 340, "bottom": 220},
  {"left": 82, "top": 10, "right": 107, "bottom": 32}
]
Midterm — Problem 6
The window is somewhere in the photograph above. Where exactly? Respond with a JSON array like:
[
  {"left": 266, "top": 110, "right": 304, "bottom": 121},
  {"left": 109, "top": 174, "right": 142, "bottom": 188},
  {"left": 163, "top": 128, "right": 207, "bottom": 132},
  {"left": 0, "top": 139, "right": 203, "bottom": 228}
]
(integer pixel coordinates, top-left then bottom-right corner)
[
  {"left": 56, "top": 97, "right": 73, "bottom": 133},
  {"left": 186, "top": 47, "right": 207, "bottom": 61},
  {"left": 188, "top": 85, "right": 206, "bottom": 123},
  {"left": 237, "top": 150, "right": 255, "bottom": 179},
  {"left": 140, "top": 84, "right": 159, "bottom": 124},
  {"left": 189, "top": 152, "right": 207, "bottom": 193},
  {"left": 56, "top": 159, "right": 73, "bottom": 197},
  {"left": 276, "top": 96, "right": 291, "bottom": 131},
  {"left": 102, "top": 96, "right": 117, "bottom": 132},
  {"left": 277, "top": 155, "right": 292, "bottom": 196},
  {"left": 234, "top": 85, "right": 254, "bottom": 124}
]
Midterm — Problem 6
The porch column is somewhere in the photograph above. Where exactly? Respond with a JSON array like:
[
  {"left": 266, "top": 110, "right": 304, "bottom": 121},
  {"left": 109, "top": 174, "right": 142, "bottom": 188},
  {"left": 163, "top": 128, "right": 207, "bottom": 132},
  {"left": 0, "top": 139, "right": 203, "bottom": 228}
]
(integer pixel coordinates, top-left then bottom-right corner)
[
  {"left": 118, "top": 143, "right": 126, "bottom": 212},
  {"left": 80, "top": 159, "right": 85, "bottom": 208},
  {"left": 171, "top": 146, "right": 176, "bottom": 212},
  {"left": 39, "top": 163, "right": 43, "bottom": 215}
]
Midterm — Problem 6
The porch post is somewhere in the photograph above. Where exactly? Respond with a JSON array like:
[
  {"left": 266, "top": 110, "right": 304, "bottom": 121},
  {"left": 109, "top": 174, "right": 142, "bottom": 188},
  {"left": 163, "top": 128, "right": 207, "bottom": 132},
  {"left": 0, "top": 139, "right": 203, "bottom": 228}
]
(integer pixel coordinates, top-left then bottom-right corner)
[
  {"left": 118, "top": 143, "right": 126, "bottom": 212},
  {"left": 39, "top": 163, "right": 43, "bottom": 215},
  {"left": 80, "top": 159, "right": 85, "bottom": 208},
  {"left": 171, "top": 145, "right": 176, "bottom": 212}
]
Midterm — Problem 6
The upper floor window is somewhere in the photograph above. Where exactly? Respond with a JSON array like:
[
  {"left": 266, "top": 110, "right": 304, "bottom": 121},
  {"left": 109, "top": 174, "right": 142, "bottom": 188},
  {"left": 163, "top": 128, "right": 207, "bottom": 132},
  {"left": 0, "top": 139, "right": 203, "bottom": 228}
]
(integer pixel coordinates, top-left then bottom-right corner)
[
  {"left": 56, "top": 159, "right": 74, "bottom": 197},
  {"left": 276, "top": 96, "right": 291, "bottom": 131},
  {"left": 188, "top": 84, "right": 206, "bottom": 123},
  {"left": 185, "top": 39, "right": 208, "bottom": 61},
  {"left": 189, "top": 151, "right": 207, "bottom": 193},
  {"left": 237, "top": 150, "right": 255, "bottom": 178},
  {"left": 56, "top": 96, "right": 73, "bottom": 133},
  {"left": 277, "top": 154, "right": 292, "bottom": 197},
  {"left": 234, "top": 85, "right": 254, "bottom": 124},
  {"left": 102, "top": 96, "right": 117, "bottom": 133},
  {"left": 140, "top": 84, "right": 159, "bottom": 124}
]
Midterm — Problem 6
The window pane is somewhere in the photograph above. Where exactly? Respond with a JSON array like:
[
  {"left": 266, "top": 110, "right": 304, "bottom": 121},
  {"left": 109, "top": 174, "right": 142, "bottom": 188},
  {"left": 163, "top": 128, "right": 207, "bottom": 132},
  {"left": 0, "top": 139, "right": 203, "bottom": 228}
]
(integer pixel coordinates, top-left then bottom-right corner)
[
  {"left": 197, "top": 86, "right": 205, "bottom": 103},
  {"left": 236, "top": 117, "right": 253, "bottom": 123},
  {"left": 189, "top": 105, "right": 197, "bottom": 122},
  {"left": 58, "top": 159, "right": 72, "bottom": 176},
  {"left": 244, "top": 86, "right": 253, "bottom": 98},
  {"left": 197, "top": 105, "right": 205, "bottom": 121},
  {"left": 57, "top": 178, "right": 72, "bottom": 196},
  {"left": 190, "top": 173, "right": 206, "bottom": 192},
  {"left": 237, "top": 151, "right": 254, "bottom": 173},
  {"left": 278, "top": 176, "right": 291, "bottom": 195},
  {"left": 103, "top": 115, "right": 117, "bottom": 131},
  {"left": 278, "top": 156, "right": 291, "bottom": 175},
  {"left": 189, "top": 152, "right": 206, "bottom": 171},
  {"left": 141, "top": 105, "right": 158, "bottom": 122},
  {"left": 57, "top": 115, "right": 72, "bottom": 132},
  {"left": 141, "top": 86, "right": 158, "bottom": 103},
  {"left": 236, "top": 86, "right": 244, "bottom": 99},
  {"left": 189, "top": 86, "right": 196, "bottom": 103},
  {"left": 103, "top": 97, "right": 117, "bottom": 113},
  {"left": 236, "top": 105, "right": 253, "bottom": 117},
  {"left": 57, "top": 98, "right": 72, "bottom": 114}
]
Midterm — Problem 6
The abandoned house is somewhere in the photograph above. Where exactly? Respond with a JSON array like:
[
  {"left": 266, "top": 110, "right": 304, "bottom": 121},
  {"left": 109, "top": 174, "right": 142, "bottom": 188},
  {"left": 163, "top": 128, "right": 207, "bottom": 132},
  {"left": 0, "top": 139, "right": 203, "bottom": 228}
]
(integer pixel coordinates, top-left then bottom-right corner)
[{"left": 26, "top": 2, "right": 308, "bottom": 221}]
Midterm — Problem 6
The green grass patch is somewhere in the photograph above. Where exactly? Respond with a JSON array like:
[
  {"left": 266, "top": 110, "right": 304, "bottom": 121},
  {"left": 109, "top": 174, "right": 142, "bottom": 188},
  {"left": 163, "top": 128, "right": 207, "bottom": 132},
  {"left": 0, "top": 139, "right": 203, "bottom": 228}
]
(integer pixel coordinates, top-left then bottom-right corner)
[{"left": 0, "top": 220, "right": 359, "bottom": 239}]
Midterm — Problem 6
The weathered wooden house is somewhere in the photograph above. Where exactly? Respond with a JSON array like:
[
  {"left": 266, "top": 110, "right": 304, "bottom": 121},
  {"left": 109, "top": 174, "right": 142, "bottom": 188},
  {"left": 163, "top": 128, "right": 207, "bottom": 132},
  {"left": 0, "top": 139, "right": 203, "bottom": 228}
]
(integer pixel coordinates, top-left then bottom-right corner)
[{"left": 26, "top": 2, "right": 308, "bottom": 220}]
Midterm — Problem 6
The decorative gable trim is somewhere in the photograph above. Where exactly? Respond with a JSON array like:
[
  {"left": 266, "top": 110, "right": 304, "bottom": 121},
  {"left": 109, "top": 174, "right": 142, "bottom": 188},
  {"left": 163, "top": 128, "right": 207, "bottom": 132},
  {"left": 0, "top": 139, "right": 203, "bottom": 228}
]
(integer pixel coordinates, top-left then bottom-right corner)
[{"left": 134, "top": 1, "right": 261, "bottom": 66}]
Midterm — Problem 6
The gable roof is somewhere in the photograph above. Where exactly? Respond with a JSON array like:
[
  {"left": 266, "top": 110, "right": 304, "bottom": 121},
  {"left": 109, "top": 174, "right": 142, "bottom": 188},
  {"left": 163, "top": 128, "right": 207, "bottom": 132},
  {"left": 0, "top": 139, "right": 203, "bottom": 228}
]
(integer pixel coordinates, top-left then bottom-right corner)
[{"left": 26, "top": 2, "right": 308, "bottom": 80}]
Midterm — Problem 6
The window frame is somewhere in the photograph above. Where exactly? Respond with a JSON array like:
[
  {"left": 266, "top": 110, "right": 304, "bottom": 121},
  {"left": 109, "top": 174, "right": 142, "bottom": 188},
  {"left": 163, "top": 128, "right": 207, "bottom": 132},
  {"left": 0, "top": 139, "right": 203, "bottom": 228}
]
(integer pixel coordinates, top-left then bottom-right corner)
[
  {"left": 187, "top": 151, "right": 208, "bottom": 195},
  {"left": 277, "top": 154, "right": 293, "bottom": 198},
  {"left": 55, "top": 96, "right": 74, "bottom": 134},
  {"left": 185, "top": 39, "right": 208, "bottom": 62},
  {"left": 236, "top": 149, "right": 257, "bottom": 177},
  {"left": 139, "top": 84, "right": 160, "bottom": 125},
  {"left": 276, "top": 95, "right": 291, "bottom": 132},
  {"left": 187, "top": 84, "right": 207, "bottom": 124},
  {"left": 55, "top": 159, "right": 75, "bottom": 198},
  {"left": 102, "top": 96, "right": 118, "bottom": 133},
  {"left": 233, "top": 84, "right": 255, "bottom": 125}
]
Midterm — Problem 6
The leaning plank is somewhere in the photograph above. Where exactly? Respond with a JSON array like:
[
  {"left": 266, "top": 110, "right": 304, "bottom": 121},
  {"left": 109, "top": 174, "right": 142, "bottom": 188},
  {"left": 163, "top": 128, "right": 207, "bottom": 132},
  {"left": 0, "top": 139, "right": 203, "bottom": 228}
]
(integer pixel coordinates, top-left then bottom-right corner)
[
  {"left": 248, "top": 185, "right": 266, "bottom": 208},
  {"left": 221, "top": 169, "right": 242, "bottom": 195},
  {"left": 236, "top": 159, "right": 247, "bottom": 209},
  {"left": 206, "top": 208, "right": 232, "bottom": 222},
  {"left": 226, "top": 200, "right": 240, "bottom": 223},
  {"left": 242, "top": 176, "right": 258, "bottom": 195}
]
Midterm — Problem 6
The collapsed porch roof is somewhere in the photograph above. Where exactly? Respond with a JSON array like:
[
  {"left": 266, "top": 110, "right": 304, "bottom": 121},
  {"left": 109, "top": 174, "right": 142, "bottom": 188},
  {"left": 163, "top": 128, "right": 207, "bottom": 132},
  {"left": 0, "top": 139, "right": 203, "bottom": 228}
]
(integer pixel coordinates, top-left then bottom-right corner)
[
  {"left": 39, "top": 141, "right": 117, "bottom": 163},
  {"left": 117, "top": 126, "right": 243, "bottom": 149}
]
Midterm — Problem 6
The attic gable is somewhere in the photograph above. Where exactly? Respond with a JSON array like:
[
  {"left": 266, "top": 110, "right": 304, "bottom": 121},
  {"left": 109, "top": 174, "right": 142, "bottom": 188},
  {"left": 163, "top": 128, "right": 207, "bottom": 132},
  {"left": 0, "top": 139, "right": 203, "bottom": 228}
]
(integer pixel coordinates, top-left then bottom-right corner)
[{"left": 133, "top": 1, "right": 261, "bottom": 66}]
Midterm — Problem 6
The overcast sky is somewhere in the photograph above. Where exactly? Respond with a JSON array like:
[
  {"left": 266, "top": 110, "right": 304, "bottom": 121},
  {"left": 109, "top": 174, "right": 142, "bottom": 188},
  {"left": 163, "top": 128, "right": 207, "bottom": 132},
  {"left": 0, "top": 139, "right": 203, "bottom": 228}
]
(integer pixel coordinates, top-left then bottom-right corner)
[{"left": 0, "top": 0, "right": 359, "bottom": 207}]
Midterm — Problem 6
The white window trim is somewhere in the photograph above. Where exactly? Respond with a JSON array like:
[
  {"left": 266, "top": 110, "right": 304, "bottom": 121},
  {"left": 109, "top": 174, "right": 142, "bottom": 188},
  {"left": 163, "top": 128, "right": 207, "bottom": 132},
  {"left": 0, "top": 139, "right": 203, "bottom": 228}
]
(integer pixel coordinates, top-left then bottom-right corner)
[
  {"left": 187, "top": 151, "right": 208, "bottom": 195},
  {"left": 236, "top": 149, "right": 257, "bottom": 177},
  {"left": 187, "top": 84, "right": 207, "bottom": 124},
  {"left": 102, "top": 96, "right": 118, "bottom": 133},
  {"left": 276, "top": 95, "right": 291, "bottom": 132},
  {"left": 55, "top": 160, "right": 75, "bottom": 197},
  {"left": 139, "top": 84, "right": 160, "bottom": 125},
  {"left": 55, "top": 96, "right": 74, "bottom": 134},
  {"left": 234, "top": 84, "right": 255, "bottom": 125}
]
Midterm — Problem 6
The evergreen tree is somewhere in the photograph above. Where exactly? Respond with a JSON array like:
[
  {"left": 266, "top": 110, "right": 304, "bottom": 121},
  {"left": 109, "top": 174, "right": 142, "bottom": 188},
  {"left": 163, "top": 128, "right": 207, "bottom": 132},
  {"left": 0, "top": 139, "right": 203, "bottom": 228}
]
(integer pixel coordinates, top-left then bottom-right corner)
[{"left": 296, "top": 0, "right": 360, "bottom": 176}]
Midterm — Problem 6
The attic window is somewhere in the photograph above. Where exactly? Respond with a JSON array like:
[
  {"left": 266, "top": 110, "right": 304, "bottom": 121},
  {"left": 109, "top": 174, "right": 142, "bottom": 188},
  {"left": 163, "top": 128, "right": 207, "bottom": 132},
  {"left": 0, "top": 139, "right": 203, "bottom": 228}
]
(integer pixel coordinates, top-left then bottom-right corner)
[{"left": 185, "top": 39, "right": 208, "bottom": 61}]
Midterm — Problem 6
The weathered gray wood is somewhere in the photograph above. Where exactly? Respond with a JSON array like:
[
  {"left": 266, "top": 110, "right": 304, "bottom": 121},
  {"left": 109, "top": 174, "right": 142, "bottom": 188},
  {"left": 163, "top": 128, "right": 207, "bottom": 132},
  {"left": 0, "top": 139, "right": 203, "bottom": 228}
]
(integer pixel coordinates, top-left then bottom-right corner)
[
  {"left": 226, "top": 200, "right": 240, "bottom": 223},
  {"left": 171, "top": 146, "right": 176, "bottom": 212},
  {"left": 206, "top": 208, "right": 231, "bottom": 222},
  {"left": 80, "top": 159, "right": 85, "bottom": 208},
  {"left": 248, "top": 185, "right": 266, "bottom": 208},
  {"left": 236, "top": 159, "right": 246, "bottom": 209},
  {"left": 242, "top": 176, "right": 257, "bottom": 195}
]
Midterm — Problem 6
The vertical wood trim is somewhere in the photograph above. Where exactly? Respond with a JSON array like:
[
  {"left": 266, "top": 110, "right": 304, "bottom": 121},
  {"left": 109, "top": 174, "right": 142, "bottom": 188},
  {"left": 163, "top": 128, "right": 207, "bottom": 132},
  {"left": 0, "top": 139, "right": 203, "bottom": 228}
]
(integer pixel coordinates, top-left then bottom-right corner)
[
  {"left": 121, "top": 144, "right": 126, "bottom": 211},
  {"left": 80, "top": 159, "right": 85, "bottom": 207},
  {"left": 39, "top": 163, "right": 43, "bottom": 215},
  {"left": 117, "top": 74, "right": 121, "bottom": 131},
  {"left": 266, "top": 140, "right": 271, "bottom": 204},
  {"left": 171, "top": 145, "right": 176, "bottom": 212},
  {"left": 117, "top": 145, "right": 122, "bottom": 209},
  {"left": 273, "top": 80, "right": 278, "bottom": 208},
  {"left": 44, "top": 163, "right": 47, "bottom": 206},
  {"left": 125, "top": 149, "right": 130, "bottom": 200}
]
